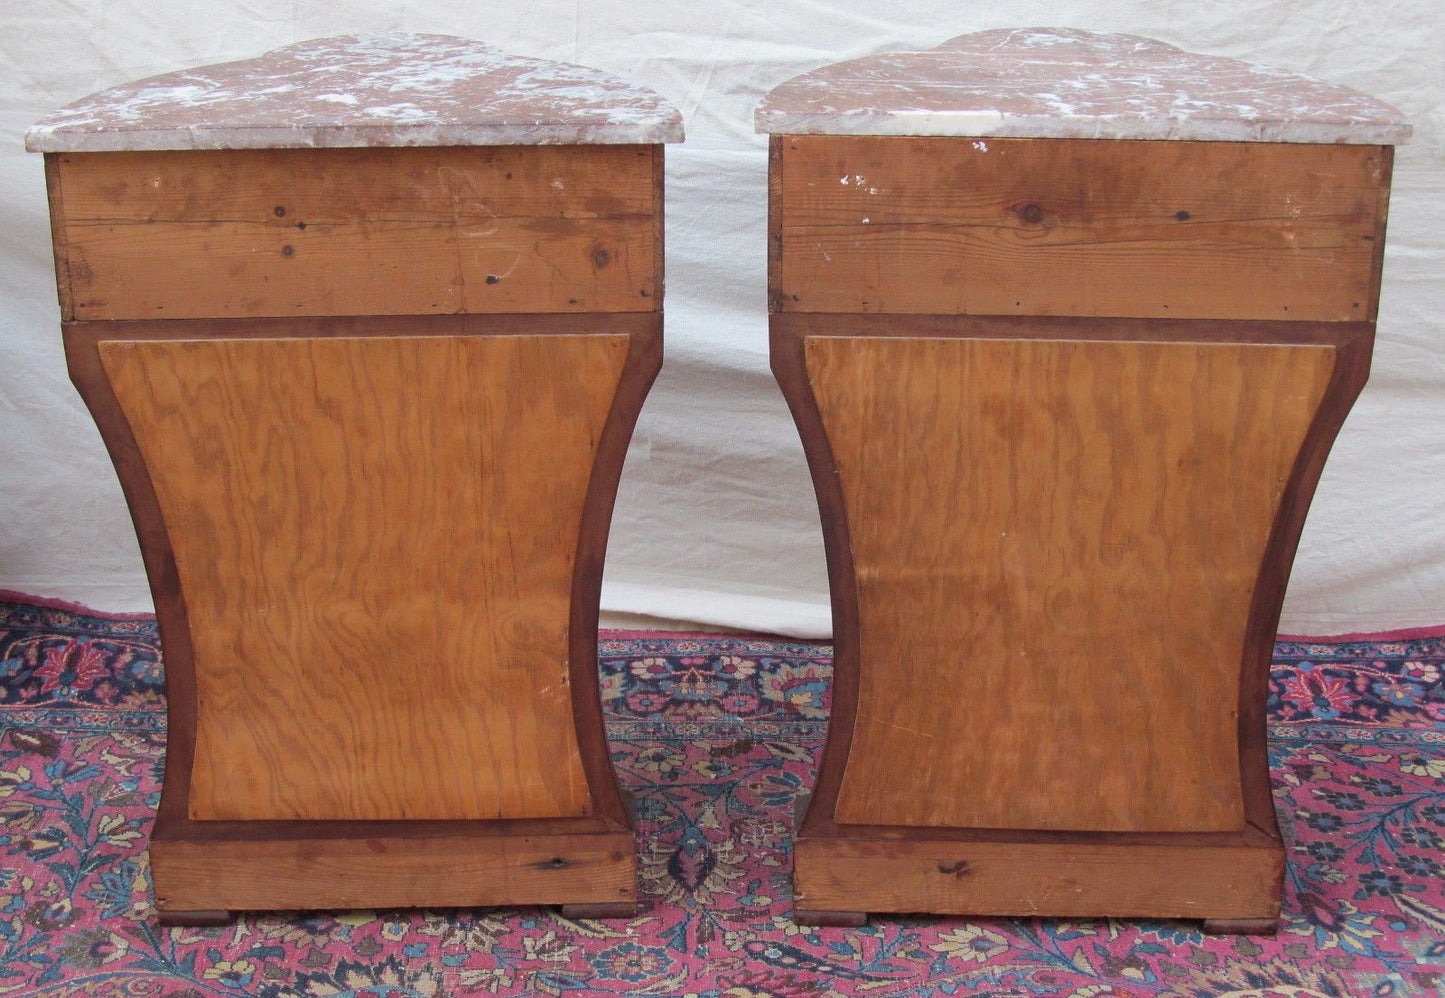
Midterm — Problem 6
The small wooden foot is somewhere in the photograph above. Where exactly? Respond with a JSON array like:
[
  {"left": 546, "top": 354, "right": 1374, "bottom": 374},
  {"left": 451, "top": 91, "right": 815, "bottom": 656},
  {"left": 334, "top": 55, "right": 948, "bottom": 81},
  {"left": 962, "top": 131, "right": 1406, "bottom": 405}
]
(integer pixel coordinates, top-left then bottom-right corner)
[
  {"left": 793, "top": 908, "right": 868, "bottom": 927},
  {"left": 156, "top": 909, "right": 233, "bottom": 927},
  {"left": 1201, "top": 917, "right": 1278, "bottom": 936},
  {"left": 791, "top": 792, "right": 814, "bottom": 834},
  {"left": 559, "top": 902, "right": 638, "bottom": 920}
]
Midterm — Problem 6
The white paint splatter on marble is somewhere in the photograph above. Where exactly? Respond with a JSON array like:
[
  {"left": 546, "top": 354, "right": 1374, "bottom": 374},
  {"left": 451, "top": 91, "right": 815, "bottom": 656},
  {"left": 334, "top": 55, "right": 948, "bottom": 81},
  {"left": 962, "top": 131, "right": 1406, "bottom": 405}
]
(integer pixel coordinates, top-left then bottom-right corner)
[
  {"left": 755, "top": 27, "right": 1410, "bottom": 144},
  {"left": 27, "top": 34, "right": 683, "bottom": 152}
]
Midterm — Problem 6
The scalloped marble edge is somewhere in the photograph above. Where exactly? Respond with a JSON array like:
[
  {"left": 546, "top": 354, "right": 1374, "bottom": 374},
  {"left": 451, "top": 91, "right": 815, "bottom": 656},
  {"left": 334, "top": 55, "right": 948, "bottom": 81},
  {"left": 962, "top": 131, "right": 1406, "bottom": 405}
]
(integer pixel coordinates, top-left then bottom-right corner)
[
  {"left": 754, "top": 28, "right": 1411, "bottom": 145},
  {"left": 27, "top": 34, "right": 684, "bottom": 153}
]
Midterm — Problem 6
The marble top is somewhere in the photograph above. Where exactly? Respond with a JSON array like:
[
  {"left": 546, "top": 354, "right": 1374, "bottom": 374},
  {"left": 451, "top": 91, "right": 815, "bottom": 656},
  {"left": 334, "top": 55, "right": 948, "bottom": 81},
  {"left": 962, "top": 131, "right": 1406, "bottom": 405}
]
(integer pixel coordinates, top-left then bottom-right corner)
[
  {"left": 755, "top": 28, "right": 1410, "bottom": 144},
  {"left": 27, "top": 34, "right": 684, "bottom": 153}
]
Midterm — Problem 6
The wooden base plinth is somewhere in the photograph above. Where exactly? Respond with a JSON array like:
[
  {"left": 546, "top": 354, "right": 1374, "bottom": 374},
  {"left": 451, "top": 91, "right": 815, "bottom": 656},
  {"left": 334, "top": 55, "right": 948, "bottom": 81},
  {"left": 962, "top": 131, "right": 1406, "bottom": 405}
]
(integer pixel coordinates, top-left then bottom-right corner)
[
  {"left": 150, "top": 821, "right": 636, "bottom": 918},
  {"left": 793, "top": 827, "right": 1283, "bottom": 924},
  {"left": 793, "top": 909, "right": 869, "bottom": 927},
  {"left": 155, "top": 909, "right": 233, "bottom": 927}
]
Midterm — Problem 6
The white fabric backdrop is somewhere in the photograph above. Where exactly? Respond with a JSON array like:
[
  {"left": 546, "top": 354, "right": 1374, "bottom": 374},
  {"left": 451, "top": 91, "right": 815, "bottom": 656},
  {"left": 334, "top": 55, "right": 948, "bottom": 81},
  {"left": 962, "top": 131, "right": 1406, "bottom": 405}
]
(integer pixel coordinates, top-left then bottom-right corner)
[{"left": 1, "top": 0, "right": 1440, "bottom": 636}]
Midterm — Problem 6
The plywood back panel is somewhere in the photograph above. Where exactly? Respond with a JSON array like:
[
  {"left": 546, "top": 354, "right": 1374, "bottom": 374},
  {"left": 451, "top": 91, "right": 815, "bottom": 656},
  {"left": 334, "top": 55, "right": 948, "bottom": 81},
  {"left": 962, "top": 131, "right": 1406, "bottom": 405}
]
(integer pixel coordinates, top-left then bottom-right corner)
[
  {"left": 807, "top": 334, "right": 1335, "bottom": 832},
  {"left": 775, "top": 137, "right": 1386, "bottom": 320},
  {"left": 55, "top": 145, "right": 658, "bottom": 319},
  {"left": 101, "top": 331, "right": 629, "bottom": 821}
]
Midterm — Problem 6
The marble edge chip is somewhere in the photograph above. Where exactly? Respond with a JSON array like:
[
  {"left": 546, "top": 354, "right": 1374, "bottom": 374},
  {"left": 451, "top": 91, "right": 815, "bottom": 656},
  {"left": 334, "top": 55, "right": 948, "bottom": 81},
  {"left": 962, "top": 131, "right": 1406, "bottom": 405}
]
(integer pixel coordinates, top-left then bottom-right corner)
[
  {"left": 27, "top": 33, "right": 684, "bottom": 152},
  {"left": 754, "top": 27, "right": 1411, "bottom": 145}
]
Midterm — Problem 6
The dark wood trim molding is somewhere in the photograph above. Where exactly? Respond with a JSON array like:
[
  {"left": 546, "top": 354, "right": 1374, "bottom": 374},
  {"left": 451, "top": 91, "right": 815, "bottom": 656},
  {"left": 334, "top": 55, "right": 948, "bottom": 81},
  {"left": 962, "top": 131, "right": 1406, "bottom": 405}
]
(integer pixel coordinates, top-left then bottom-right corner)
[
  {"left": 1235, "top": 324, "right": 1374, "bottom": 838},
  {"left": 769, "top": 318, "right": 861, "bottom": 839},
  {"left": 63, "top": 323, "right": 200, "bottom": 832},
  {"left": 570, "top": 313, "right": 663, "bottom": 826}
]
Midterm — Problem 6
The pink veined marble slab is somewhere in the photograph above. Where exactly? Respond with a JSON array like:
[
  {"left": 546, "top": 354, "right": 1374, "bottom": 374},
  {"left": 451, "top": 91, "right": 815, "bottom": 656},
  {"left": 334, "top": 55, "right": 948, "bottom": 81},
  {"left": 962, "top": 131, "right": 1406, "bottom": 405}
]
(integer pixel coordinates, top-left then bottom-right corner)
[
  {"left": 755, "top": 27, "right": 1410, "bottom": 145},
  {"left": 26, "top": 34, "right": 683, "bottom": 153}
]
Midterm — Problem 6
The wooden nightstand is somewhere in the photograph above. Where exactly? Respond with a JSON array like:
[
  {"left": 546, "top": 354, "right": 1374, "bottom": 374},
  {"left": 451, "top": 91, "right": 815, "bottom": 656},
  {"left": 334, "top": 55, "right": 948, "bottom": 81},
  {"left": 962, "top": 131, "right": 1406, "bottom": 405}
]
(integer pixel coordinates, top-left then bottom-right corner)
[
  {"left": 757, "top": 28, "right": 1409, "bottom": 931},
  {"left": 28, "top": 34, "right": 682, "bottom": 924}
]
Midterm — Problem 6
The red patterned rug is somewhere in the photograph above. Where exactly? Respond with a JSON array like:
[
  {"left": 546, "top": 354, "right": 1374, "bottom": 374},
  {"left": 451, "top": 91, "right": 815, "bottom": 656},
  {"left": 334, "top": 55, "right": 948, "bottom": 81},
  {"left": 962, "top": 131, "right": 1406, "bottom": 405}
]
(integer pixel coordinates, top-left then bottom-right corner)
[{"left": 0, "top": 594, "right": 1441, "bottom": 997}]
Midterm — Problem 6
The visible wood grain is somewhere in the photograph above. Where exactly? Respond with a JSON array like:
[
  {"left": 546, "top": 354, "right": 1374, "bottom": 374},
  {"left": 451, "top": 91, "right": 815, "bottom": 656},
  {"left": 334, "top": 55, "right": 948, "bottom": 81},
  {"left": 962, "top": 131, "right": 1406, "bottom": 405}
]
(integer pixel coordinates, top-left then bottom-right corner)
[
  {"left": 150, "top": 828, "right": 636, "bottom": 913},
  {"left": 1365, "top": 146, "right": 1396, "bottom": 323},
  {"left": 792, "top": 833, "right": 1283, "bottom": 919},
  {"left": 100, "top": 330, "right": 628, "bottom": 822},
  {"left": 67, "top": 307, "right": 655, "bottom": 915},
  {"left": 56, "top": 145, "right": 657, "bottom": 319},
  {"left": 776, "top": 136, "right": 1385, "bottom": 320},
  {"left": 43, "top": 155, "right": 75, "bottom": 321},
  {"left": 803, "top": 332, "right": 1335, "bottom": 832},
  {"left": 772, "top": 313, "right": 1366, "bottom": 920},
  {"left": 774, "top": 312, "right": 1372, "bottom": 847}
]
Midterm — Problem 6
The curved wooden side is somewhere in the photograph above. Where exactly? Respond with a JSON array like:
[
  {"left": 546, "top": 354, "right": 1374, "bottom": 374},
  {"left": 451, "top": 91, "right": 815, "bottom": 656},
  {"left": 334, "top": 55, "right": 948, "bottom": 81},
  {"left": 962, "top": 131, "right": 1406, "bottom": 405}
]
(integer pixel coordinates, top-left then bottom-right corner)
[
  {"left": 64, "top": 323, "right": 201, "bottom": 834},
  {"left": 569, "top": 313, "right": 663, "bottom": 827},
  {"left": 1235, "top": 328, "right": 1373, "bottom": 836},
  {"left": 65, "top": 311, "right": 657, "bottom": 833},
  {"left": 769, "top": 318, "right": 862, "bottom": 839}
]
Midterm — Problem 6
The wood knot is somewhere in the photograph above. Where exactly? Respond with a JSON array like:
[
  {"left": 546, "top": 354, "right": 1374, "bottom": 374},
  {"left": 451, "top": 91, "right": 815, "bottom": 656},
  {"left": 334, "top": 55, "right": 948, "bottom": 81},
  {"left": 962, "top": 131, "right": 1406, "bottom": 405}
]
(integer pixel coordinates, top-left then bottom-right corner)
[
  {"left": 1016, "top": 202, "right": 1045, "bottom": 225},
  {"left": 1175, "top": 210, "right": 1192, "bottom": 221},
  {"left": 485, "top": 274, "right": 501, "bottom": 284},
  {"left": 280, "top": 245, "right": 295, "bottom": 258},
  {"left": 273, "top": 206, "right": 287, "bottom": 218},
  {"left": 541, "top": 857, "right": 570, "bottom": 870},
  {"left": 591, "top": 247, "right": 612, "bottom": 269},
  {"left": 938, "top": 860, "right": 972, "bottom": 879}
]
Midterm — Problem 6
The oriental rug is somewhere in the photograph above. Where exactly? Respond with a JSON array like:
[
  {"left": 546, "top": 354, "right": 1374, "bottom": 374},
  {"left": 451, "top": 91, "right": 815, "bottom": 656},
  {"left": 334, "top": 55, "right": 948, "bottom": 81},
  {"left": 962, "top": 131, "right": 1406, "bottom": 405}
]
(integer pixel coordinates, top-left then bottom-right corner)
[{"left": 0, "top": 594, "right": 1441, "bottom": 997}]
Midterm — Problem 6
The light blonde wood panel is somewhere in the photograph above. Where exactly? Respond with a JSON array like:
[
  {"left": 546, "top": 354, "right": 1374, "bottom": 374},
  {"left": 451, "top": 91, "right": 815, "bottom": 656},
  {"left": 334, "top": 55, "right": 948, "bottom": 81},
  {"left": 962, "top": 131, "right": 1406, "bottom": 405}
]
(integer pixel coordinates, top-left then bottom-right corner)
[
  {"left": 55, "top": 146, "right": 657, "bottom": 319},
  {"left": 776, "top": 137, "right": 1386, "bottom": 320},
  {"left": 794, "top": 834, "right": 1282, "bottom": 919},
  {"left": 807, "top": 335, "right": 1335, "bottom": 832},
  {"left": 151, "top": 830, "right": 636, "bottom": 913},
  {"left": 101, "top": 332, "right": 630, "bottom": 821}
]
